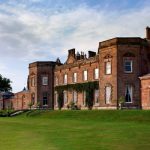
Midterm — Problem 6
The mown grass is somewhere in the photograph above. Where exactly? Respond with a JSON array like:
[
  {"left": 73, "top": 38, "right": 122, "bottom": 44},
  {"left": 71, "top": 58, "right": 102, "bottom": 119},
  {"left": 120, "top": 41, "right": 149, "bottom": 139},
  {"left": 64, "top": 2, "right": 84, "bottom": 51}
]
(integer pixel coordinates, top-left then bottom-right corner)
[{"left": 0, "top": 110, "right": 150, "bottom": 150}]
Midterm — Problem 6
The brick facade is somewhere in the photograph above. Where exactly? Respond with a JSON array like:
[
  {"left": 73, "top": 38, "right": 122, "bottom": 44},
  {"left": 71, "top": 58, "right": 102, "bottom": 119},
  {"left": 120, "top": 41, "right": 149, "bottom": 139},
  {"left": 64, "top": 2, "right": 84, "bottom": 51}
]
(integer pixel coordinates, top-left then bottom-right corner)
[
  {"left": 54, "top": 28, "right": 150, "bottom": 110},
  {"left": 1, "top": 27, "right": 150, "bottom": 110},
  {"left": 28, "top": 61, "right": 56, "bottom": 109},
  {"left": 140, "top": 74, "right": 150, "bottom": 109},
  {"left": 11, "top": 90, "right": 31, "bottom": 110},
  {"left": 54, "top": 50, "right": 99, "bottom": 109}
]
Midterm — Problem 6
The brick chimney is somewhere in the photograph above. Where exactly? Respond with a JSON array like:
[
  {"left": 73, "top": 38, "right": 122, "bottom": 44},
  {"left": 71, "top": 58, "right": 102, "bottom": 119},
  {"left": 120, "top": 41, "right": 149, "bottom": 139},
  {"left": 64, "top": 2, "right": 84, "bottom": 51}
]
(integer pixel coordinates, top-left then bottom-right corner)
[
  {"left": 88, "top": 51, "right": 96, "bottom": 58},
  {"left": 146, "top": 26, "right": 150, "bottom": 39},
  {"left": 68, "top": 48, "right": 75, "bottom": 58}
]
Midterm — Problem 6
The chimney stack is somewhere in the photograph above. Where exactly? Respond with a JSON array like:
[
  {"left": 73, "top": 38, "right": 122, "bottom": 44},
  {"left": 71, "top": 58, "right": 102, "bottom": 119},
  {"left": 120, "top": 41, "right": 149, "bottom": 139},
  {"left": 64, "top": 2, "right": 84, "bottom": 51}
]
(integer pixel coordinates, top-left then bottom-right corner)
[
  {"left": 68, "top": 48, "right": 75, "bottom": 58},
  {"left": 88, "top": 51, "right": 96, "bottom": 58},
  {"left": 146, "top": 26, "right": 150, "bottom": 39}
]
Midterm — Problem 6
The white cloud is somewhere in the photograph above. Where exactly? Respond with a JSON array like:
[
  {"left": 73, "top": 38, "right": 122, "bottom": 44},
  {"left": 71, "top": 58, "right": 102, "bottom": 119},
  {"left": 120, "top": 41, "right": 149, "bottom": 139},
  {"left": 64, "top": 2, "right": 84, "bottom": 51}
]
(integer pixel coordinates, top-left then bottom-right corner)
[
  {"left": 0, "top": 3, "right": 150, "bottom": 60},
  {"left": 0, "top": 2, "right": 150, "bottom": 91}
]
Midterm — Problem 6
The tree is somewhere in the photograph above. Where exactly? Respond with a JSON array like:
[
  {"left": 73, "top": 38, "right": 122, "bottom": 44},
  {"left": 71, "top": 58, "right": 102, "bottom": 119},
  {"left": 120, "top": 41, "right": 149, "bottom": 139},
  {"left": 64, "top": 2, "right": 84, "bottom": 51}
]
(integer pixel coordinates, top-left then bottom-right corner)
[{"left": 0, "top": 74, "right": 12, "bottom": 92}]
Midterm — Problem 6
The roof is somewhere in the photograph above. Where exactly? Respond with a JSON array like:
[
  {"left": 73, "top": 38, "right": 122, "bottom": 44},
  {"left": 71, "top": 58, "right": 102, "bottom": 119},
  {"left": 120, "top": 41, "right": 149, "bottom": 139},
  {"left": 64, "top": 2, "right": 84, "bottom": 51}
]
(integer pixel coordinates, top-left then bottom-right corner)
[
  {"left": 99, "top": 37, "right": 148, "bottom": 49},
  {"left": 139, "top": 74, "right": 150, "bottom": 80},
  {"left": 29, "top": 61, "right": 56, "bottom": 68},
  {"left": 0, "top": 92, "right": 14, "bottom": 99}
]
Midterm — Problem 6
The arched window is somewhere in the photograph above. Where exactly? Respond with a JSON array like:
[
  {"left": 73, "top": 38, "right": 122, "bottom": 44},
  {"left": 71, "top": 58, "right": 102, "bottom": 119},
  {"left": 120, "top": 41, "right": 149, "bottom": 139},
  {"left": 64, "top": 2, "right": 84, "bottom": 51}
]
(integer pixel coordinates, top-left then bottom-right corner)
[
  {"left": 125, "top": 84, "right": 133, "bottom": 103},
  {"left": 104, "top": 54, "right": 112, "bottom": 75},
  {"left": 105, "top": 84, "right": 112, "bottom": 104}
]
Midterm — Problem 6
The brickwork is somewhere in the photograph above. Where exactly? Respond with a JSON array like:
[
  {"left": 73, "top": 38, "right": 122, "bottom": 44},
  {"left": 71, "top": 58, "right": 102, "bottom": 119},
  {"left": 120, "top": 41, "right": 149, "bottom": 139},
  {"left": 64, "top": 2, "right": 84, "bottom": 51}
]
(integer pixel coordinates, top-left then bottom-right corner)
[
  {"left": 54, "top": 29, "right": 150, "bottom": 109},
  {"left": 28, "top": 61, "right": 56, "bottom": 109},
  {"left": 11, "top": 90, "right": 31, "bottom": 110},
  {"left": 54, "top": 50, "right": 99, "bottom": 109},
  {"left": 1, "top": 27, "right": 150, "bottom": 110},
  {"left": 140, "top": 75, "right": 150, "bottom": 109}
]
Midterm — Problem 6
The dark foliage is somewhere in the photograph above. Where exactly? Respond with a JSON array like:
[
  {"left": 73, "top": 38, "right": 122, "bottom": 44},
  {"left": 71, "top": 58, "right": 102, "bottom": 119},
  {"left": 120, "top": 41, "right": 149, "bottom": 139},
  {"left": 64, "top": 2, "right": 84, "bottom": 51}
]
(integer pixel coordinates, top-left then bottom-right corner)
[
  {"left": 55, "top": 81, "right": 99, "bottom": 109},
  {"left": 0, "top": 74, "right": 12, "bottom": 92}
]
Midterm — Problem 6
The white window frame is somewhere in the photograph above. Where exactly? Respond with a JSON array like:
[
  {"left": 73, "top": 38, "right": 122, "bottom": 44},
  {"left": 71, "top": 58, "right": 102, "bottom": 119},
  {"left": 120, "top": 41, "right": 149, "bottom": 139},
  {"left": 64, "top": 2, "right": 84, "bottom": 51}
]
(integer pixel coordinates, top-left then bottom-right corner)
[
  {"left": 125, "top": 84, "right": 133, "bottom": 103},
  {"left": 105, "top": 86, "right": 111, "bottom": 104},
  {"left": 73, "top": 73, "right": 77, "bottom": 83},
  {"left": 42, "top": 76, "right": 48, "bottom": 85},
  {"left": 73, "top": 91, "right": 78, "bottom": 103},
  {"left": 63, "top": 91, "right": 67, "bottom": 104},
  {"left": 94, "top": 89, "right": 99, "bottom": 104},
  {"left": 124, "top": 60, "right": 133, "bottom": 73},
  {"left": 94, "top": 68, "right": 99, "bottom": 79},
  {"left": 64, "top": 74, "right": 67, "bottom": 84},
  {"left": 83, "top": 70, "right": 88, "bottom": 81},
  {"left": 105, "top": 61, "right": 111, "bottom": 75}
]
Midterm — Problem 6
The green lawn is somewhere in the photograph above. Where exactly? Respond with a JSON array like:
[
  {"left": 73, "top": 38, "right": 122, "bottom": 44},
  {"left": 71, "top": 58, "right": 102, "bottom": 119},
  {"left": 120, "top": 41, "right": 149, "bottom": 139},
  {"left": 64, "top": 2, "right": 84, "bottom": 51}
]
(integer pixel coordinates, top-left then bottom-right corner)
[{"left": 0, "top": 110, "right": 150, "bottom": 150}]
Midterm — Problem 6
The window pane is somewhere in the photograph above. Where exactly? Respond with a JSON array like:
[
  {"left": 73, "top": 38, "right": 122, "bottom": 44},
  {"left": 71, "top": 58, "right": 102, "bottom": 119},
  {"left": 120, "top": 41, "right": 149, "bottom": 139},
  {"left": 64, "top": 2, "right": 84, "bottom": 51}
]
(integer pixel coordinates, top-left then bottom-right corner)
[
  {"left": 43, "top": 92, "right": 48, "bottom": 105},
  {"left": 105, "top": 86, "right": 111, "bottom": 104},
  {"left": 63, "top": 91, "right": 67, "bottom": 104},
  {"left": 83, "top": 70, "right": 87, "bottom": 81},
  {"left": 73, "top": 91, "right": 77, "bottom": 103},
  {"left": 94, "top": 89, "right": 99, "bottom": 104},
  {"left": 42, "top": 76, "right": 48, "bottom": 85},
  {"left": 124, "top": 60, "right": 132, "bottom": 73},
  {"left": 95, "top": 68, "right": 99, "bottom": 79},
  {"left": 64, "top": 74, "right": 67, "bottom": 84},
  {"left": 106, "top": 62, "right": 111, "bottom": 74},
  {"left": 125, "top": 85, "right": 133, "bottom": 102},
  {"left": 73, "top": 73, "right": 77, "bottom": 82}
]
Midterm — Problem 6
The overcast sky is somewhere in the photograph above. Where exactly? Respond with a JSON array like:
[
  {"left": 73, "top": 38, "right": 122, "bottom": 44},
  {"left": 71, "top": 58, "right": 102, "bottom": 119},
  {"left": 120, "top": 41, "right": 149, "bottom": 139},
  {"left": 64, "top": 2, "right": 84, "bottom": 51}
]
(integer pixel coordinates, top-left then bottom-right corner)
[{"left": 0, "top": 0, "right": 150, "bottom": 92}]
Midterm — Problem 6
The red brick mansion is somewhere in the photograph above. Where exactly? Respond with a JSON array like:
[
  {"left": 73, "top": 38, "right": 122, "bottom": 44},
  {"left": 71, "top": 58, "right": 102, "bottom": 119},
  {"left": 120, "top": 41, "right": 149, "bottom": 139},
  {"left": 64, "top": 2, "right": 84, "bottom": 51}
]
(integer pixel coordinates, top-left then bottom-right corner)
[{"left": 1, "top": 27, "right": 150, "bottom": 110}]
